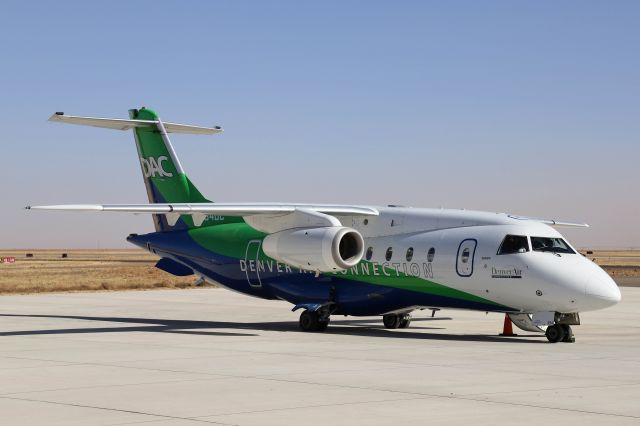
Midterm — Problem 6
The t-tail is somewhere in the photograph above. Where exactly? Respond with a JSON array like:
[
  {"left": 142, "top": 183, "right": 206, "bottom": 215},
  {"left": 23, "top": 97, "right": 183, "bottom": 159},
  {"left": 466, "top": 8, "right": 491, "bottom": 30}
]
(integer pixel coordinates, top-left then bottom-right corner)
[
  {"left": 48, "top": 108, "right": 240, "bottom": 231},
  {"left": 129, "top": 108, "right": 209, "bottom": 231}
]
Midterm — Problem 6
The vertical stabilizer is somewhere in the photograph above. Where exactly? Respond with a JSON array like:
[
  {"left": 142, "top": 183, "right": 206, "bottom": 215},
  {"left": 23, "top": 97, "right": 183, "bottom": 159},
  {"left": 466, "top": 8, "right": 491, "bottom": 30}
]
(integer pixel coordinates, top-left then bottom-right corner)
[{"left": 129, "top": 107, "right": 209, "bottom": 231}]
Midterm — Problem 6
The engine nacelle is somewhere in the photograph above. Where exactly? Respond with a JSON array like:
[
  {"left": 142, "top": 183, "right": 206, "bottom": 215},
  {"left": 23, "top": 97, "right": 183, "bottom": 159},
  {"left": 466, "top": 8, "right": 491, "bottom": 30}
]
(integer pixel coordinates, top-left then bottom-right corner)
[{"left": 262, "top": 227, "right": 365, "bottom": 272}]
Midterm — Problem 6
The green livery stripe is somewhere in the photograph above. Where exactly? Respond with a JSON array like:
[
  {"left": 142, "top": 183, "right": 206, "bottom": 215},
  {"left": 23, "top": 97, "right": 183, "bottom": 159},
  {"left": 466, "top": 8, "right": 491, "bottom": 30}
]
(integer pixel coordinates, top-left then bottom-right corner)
[
  {"left": 336, "top": 262, "right": 503, "bottom": 307},
  {"left": 190, "top": 223, "right": 266, "bottom": 257},
  {"left": 188, "top": 223, "right": 504, "bottom": 308}
]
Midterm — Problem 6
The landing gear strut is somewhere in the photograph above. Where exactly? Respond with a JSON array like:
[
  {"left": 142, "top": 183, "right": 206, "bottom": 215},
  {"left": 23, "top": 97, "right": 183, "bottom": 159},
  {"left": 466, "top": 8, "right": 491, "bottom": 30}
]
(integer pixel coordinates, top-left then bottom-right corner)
[
  {"left": 299, "top": 310, "right": 330, "bottom": 332},
  {"left": 545, "top": 324, "right": 575, "bottom": 343},
  {"left": 383, "top": 314, "right": 412, "bottom": 329}
]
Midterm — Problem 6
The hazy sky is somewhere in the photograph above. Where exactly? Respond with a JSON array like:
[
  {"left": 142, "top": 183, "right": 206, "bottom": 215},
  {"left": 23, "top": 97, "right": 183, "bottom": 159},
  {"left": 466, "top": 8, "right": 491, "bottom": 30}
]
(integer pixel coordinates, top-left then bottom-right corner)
[{"left": 1, "top": 1, "right": 639, "bottom": 249}]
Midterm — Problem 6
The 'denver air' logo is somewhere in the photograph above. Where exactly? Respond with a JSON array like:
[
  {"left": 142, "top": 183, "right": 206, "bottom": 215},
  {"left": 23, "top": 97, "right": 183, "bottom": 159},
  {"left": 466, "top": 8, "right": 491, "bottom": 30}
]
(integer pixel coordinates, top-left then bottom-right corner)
[{"left": 141, "top": 156, "right": 173, "bottom": 178}]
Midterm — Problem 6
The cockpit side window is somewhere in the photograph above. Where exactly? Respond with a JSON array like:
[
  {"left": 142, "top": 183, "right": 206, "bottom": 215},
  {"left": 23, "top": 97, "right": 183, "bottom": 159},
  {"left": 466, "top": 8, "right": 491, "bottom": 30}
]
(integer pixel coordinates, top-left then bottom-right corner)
[
  {"left": 531, "top": 237, "right": 575, "bottom": 254},
  {"left": 497, "top": 235, "right": 529, "bottom": 255}
]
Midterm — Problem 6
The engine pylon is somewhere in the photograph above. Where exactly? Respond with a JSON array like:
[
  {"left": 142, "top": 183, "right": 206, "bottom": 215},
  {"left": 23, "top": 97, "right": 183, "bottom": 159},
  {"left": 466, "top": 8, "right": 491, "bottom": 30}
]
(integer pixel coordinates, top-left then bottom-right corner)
[{"left": 499, "top": 314, "right": 517, "bottom": 337}]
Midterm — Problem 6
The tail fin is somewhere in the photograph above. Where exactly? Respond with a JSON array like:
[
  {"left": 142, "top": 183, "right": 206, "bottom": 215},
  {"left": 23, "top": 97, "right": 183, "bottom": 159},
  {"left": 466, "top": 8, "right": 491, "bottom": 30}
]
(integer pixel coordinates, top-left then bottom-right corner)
[
  {"left": 49, "top": 108, "right": 235, "bottom": 232},
  {"left": 129, "top": 108, "right": 208, "bottom": 231}
]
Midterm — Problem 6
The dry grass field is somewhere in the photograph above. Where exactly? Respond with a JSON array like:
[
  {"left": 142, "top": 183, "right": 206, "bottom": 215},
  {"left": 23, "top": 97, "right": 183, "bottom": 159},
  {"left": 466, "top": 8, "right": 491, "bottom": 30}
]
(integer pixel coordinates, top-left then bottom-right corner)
[
  {"left": 580, "top": 250, "right": 640, "bottom": 287},
  {"left": 0, "top": 250, "right": 205, "bottom": 294},
  {"left": 0, "top": 249, "right": 638, "bottom": 294}
]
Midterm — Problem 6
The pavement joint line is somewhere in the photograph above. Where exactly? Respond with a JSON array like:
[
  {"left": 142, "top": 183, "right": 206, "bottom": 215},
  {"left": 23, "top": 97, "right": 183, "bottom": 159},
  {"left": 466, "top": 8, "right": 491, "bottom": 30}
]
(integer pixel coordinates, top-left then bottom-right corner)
[
  {"left": 193, "top": 375, "right": 640, "bottom": 420},
  {"left": 194, "top": 375, "right": 640, "bottom": 421},
  {"left": 191, "top": 395, "right": 434, "bottom": 419},
  {"left": 3, "top": 352, "right": 637, "bottom": 396},
  {"left": 0, "top": 395, "right": 237, "bottom": 425},
  {"left": 0, "top": 376, "right": 231, "bottom": 397},
  {"left": 103, "top": 417, "right": 201, "bottom": 426},
  {"left": 13, "top": 363, "right": 629, "bottom": 421},
  {"left": 459, "top": 381, "right": 640, "bottom": 397}
]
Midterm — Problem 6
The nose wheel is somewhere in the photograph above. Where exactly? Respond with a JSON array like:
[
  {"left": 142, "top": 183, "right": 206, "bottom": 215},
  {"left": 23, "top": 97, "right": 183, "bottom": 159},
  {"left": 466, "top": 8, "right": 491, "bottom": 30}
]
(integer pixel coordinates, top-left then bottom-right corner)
[{"left": 545, "top": 324, "right": 575, "bottom": 343}]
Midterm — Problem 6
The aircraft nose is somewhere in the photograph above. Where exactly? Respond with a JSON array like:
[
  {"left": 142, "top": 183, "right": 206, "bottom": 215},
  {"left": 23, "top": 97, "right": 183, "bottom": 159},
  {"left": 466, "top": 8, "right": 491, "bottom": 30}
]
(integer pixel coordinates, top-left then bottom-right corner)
[{"left": 585, "top": 271, "right": 621, "bottom": 307}]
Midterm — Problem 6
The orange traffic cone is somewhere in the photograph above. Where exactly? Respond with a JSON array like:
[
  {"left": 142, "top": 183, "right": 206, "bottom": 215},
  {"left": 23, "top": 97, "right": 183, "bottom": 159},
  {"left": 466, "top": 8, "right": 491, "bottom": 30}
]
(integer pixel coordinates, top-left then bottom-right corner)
[{"left": 499, "top": 314, "right": 517, "bottom": 336}]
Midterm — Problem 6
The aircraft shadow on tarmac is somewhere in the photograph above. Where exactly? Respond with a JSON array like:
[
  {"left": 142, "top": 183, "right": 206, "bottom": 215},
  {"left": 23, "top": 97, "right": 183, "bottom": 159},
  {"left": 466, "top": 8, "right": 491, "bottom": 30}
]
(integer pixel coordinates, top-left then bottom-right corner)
[{"left": 0, "top": 314, "right": 546, "bottom": 343}]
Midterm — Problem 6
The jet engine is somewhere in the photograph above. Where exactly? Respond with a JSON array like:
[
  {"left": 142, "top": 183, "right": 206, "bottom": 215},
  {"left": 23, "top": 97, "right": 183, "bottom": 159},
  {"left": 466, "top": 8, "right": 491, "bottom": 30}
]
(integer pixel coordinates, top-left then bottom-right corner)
[{"left": 262, "top": 227, "right": 365, "bottom": 272}]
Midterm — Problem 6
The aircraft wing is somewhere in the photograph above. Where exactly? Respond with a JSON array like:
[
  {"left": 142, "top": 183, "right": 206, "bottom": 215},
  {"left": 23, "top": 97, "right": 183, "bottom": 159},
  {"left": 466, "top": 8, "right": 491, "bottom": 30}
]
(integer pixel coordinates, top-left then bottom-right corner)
[
  {"left": 26, "top": 203, "right": 379, "bottom": 232},
  {"left": 537, "top": 219, "right": 589, "bottom": 228},
  {"left": 507, "top": 215, "right": 589, "bottom": 228}
]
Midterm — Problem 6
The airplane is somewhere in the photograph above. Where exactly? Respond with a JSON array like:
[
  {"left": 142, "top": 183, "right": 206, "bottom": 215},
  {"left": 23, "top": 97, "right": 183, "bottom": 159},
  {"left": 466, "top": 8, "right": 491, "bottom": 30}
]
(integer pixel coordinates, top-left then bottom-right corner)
[{"left": 28, "top": 108, "right": 622, "bottom": 343}]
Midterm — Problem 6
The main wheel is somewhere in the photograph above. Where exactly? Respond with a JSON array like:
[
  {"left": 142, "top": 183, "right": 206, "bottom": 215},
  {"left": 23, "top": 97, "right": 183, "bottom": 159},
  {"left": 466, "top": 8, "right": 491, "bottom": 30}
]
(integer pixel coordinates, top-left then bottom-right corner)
[
  {"left": 299, "top": 310, "right": 320, "bottom": 332},
  {"left": 398, "top": 315, "right": 412, "bottom": 329},
  {"left": 561, "top": 324, "right": 575, "bottom": 343},
  {"left": 545, "top": 324, "right": 566, "bottom": 343},
  {"left": 383, "top": 314, "right": 401, "bottom": 329}
]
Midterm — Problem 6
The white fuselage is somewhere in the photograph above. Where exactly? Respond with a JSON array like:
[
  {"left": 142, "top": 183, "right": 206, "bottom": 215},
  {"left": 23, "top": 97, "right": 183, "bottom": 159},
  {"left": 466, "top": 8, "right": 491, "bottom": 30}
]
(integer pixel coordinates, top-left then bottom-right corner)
[{"left": 339, "top": 207, "right": 621, "bottom": 314}]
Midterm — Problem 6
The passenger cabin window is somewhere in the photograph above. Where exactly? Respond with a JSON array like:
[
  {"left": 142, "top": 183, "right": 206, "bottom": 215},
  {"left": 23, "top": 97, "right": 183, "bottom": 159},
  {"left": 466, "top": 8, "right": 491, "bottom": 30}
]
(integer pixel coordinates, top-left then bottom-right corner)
[
  {"left": 531, "top": 237, "right": 575, "bottom": 254},
  {"left": 497, "top": 235, "right": 529, "bottom": 255},
  {"left": 406, "top": 247, "right": 413, "bottom": 262},
  {"left": 385, "top": 247, "right": 393, "bottom": 261},
  {"left": 366, "top": 246, "right": 373, "bottom": 261},
  {"left": 427, "top": 247, "right": 435, "bottom": 262}
]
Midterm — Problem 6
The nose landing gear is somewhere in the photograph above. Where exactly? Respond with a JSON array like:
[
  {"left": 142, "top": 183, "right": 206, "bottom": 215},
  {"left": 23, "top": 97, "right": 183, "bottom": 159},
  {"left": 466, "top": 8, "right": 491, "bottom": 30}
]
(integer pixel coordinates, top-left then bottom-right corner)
[{"left": 545, "top": 324, "right": 575, "bottom": 343}]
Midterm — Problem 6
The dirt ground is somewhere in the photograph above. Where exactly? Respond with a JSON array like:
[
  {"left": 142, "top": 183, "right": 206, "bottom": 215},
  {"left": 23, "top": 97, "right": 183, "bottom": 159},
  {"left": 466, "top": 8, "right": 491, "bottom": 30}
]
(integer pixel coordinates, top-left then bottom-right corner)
[{"left": 0, "top": 249, "right": 638, "bottom": 294}]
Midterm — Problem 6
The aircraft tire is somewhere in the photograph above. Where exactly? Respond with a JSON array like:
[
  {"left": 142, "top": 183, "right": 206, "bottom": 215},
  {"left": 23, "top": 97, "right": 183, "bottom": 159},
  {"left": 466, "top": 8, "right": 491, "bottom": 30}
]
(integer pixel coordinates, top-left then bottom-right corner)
[
  {"left": 317, "top": 319, "right": 329, "bottom": 331},
  {"left": 399, "top": 315, "right": 411, "bottom": 329},
  {"left": 299, "top": 310, "right": 320, "bottom": 332},
  {"left": 383, "top": 314, "right": 401, "bottom": 329},
  {"left": 561, "top": 324, "right": 575, "bottom": 343},
  {"left": 545, "top": 324, "right": 565, "bottom": 343}
]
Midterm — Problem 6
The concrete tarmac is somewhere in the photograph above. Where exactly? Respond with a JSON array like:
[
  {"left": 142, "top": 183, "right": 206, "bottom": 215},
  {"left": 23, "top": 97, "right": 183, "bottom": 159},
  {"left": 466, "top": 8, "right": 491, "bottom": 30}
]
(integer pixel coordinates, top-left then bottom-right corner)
[{"left": 0, "top": 288, "right": 639, "bottom": 425}]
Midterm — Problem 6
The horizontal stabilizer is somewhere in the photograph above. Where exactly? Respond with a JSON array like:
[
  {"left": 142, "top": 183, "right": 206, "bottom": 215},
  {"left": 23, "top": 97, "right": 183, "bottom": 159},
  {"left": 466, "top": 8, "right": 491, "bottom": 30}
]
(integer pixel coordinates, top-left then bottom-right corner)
[{"left": 49, "top": 113, "right": 223, "bottom": 135}]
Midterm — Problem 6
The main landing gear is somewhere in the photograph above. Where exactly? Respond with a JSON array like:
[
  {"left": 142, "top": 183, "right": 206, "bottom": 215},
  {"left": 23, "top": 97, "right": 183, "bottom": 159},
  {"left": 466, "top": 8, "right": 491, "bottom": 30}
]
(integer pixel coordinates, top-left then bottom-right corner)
[
  {"left": 299, "top": 310, "right": 330, "bottom": 332},
  {"left": 383, "top": 313, "right": 412, "bottom": 329},
  {"left": 545, "top": 324, "right": 575, "bottom": 343}
]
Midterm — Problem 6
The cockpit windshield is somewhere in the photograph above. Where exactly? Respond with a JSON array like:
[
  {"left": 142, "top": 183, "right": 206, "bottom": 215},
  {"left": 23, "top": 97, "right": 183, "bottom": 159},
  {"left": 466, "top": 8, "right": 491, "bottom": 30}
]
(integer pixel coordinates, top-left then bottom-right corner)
[
  {"left": 531, "top": 237, "right": 575, "bottom": 254},
  {"left": 497, "top": 235, "right": 529, "bottom": 255}
]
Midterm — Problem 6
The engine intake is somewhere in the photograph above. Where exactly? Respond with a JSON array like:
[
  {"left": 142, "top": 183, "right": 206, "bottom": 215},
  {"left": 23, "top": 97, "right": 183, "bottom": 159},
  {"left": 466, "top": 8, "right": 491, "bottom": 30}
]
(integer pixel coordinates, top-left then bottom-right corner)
[{"left": 262, "top": 227, "right": 365, "bottom": 272}]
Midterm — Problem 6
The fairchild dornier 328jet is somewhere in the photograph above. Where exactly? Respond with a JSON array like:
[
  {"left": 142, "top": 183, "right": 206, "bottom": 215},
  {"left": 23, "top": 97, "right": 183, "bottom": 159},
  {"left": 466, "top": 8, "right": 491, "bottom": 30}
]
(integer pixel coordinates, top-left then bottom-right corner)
[{"left": 28, "top": 108, "right": 621, "bottom": 343}]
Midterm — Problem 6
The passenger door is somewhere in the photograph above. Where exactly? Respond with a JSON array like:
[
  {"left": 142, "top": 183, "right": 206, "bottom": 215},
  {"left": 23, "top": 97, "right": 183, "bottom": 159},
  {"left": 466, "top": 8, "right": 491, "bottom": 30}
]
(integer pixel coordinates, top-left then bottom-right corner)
[{"left": 456, "top": 239, "right": 477, "bottom": 277}]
